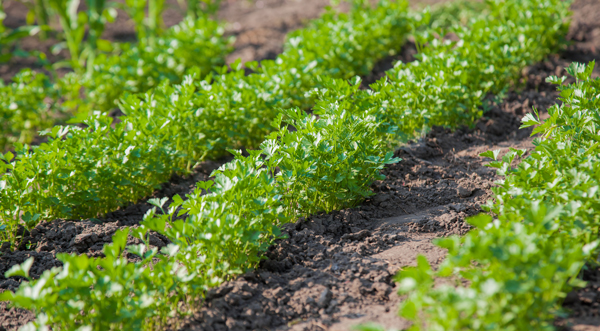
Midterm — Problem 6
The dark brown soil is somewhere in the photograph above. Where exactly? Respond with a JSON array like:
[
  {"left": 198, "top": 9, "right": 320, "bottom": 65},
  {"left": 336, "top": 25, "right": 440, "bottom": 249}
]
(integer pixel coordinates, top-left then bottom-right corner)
[
  {"left": 1, "top": 0, "right": 600, "bottom": 330},
  {"left": 558, "top": 266, "right": 600, "bottom": 331}
]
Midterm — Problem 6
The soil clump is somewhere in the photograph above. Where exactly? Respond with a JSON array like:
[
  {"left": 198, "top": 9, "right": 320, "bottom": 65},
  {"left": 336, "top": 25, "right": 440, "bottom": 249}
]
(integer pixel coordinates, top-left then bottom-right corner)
[{"left": 559, "top": 266, "right": 600, "bottom": 331}]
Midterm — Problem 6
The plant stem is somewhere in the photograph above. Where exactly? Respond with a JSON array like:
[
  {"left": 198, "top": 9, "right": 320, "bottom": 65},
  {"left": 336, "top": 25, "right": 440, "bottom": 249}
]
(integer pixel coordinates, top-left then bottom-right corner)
[
  {"left": 33, "top": 0, "right": 50, "bottom": 39},
  {"left": 187, "top": 0, "right": 198, "bottom": 19}
]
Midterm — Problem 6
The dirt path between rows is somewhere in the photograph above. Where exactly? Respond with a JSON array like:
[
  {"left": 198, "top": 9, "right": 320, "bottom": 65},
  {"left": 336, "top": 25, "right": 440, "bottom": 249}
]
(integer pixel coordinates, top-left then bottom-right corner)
[{"left": 2, "top": 0, "right": 599, "bottom": 330}]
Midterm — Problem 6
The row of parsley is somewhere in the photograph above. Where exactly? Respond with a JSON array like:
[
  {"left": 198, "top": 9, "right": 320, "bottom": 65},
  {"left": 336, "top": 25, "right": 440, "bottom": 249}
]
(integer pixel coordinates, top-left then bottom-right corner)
[
  {"left": 0, "top": 0, "right": 414, "bottom": 244},
  {"left": 1, "top": 0, "right": 571, "bottom": 330},
  {"left": 395, "top": 44, "right": 600, "bottom": 331},
  {"left": 0, "top": 14, "right": 232, "bottom": 151}
]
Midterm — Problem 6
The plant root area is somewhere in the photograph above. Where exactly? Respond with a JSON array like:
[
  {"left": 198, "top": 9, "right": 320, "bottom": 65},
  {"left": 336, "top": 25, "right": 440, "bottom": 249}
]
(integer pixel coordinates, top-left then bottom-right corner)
[{"left": 2, "top": 0, "right": 600, "bottom": 330}]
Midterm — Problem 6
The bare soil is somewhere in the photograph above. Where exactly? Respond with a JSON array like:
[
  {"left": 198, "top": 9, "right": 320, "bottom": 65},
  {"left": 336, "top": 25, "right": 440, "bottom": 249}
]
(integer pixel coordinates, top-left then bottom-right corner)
[
  {"left": 1, "top": 0, "right": 600, "bottom": 330},
  {"left": 559, "top": 267, "right": 600, "bottom": 331}
]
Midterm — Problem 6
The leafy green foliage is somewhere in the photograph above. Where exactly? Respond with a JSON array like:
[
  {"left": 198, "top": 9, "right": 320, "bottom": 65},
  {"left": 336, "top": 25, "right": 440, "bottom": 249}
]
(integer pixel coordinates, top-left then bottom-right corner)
[
  {"left": 2, "top": 0, "right": 413, "bottom": 149},
  {"left": 395, "top": 35, "right": 600, "bottom": 331},
  {"left": 375, "top": 0, "right": 570, "bottom": 142},
  {"left": 268, "top": 77, "right": 400, "bottom": 216},
  {"left": 0, "top": 70, "right": 64, "bottom": 150},
  {"left": 0, "top": 0, "right": 230, "bottom": 150},
  {"left": 0, "top": 12, "right": 231, "bottom": 151},
  {"left": 0, "top": 0, "right": 413, "bottom": 242},
  {"left": 1, "top": 0, "right": 573, "bottom": 329},
  {"left": 398, "top": 211, "right": 594, "bottom": 330},
  {"left": 76, "top": 14, "right": 232, "bottom": 115},
  {"left": 0, "top": 229, "right": 194, "bottom": 330}
]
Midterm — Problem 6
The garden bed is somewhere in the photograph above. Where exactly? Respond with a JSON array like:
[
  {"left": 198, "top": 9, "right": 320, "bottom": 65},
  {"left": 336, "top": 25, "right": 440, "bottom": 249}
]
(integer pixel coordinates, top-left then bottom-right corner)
[{"left": 1, "top": 0, "right": 599, "bottom": 330}]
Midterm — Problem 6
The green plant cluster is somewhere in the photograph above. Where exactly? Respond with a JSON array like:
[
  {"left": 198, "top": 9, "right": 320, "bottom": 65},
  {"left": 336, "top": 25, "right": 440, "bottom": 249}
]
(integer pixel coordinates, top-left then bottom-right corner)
[
  {"left": 0, "top": 0, "right": 571, "bottom": 329},
  {"left": 0, "top": 0, "right": 413, "bottom": 243},
  {"left": 0, "top": 0, "right": 231, "bottom": 151},
  {"left": 395, "top": 61, "right": 600, "bottom": 331},
  {"left": 0, "top": 70, "right": 63, "bottom": 149},
  {"left": 372, "top": 0, "right": 569, "bottom": 142},
  {"left": 71, "top": 14, "right": 231, "bottom": 116},
  {"left": 0, "top": 8, "right": 42, "bottom": 63},
  {"left": 0, "top": 76, "right": 399, "bottom": 330}
]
